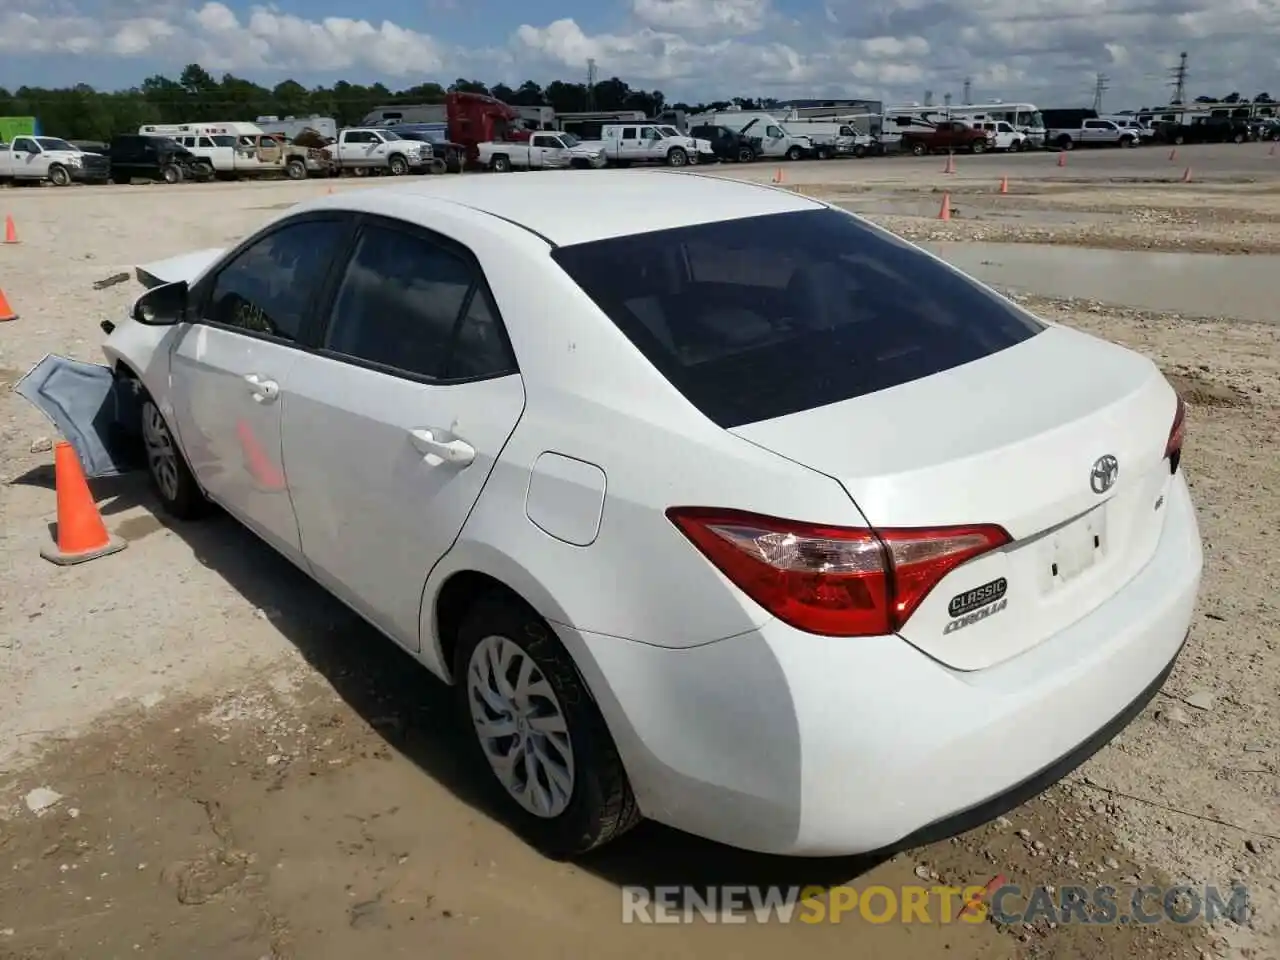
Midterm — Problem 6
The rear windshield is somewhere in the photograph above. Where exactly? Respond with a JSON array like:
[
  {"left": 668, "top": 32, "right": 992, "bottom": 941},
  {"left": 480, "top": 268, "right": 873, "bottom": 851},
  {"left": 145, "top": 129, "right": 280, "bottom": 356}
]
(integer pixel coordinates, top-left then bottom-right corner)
[{"left": 551, "top": 208, "right": 1044, "bottom": 428}]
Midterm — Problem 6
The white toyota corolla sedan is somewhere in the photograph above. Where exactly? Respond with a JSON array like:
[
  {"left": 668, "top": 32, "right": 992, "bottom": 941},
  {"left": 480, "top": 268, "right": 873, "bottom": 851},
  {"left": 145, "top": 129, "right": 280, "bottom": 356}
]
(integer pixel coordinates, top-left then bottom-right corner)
[{"left": 99, "top": 170, "right": 1202, "bottom": 859}]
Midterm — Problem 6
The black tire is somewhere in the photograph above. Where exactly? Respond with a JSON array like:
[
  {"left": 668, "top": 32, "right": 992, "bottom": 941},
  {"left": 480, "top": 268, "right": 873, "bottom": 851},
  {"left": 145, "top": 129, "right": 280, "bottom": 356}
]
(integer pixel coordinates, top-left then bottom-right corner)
[
  {"left": 737, "top": 146, "right": 754, "bottom": 163},
  {"left": 48, "top": 164, "right": 72, "bottom": 187},
  {"left": 1174, "top": 134, "right": 1185, "bottom": 145},
  {"left": 111, "top": 173, "right": 130, "bottom": 185},
  {"left": 1059, "top": 136, "right": 1074, "bottom": 150},
  {"left": 971, "top": 141, "right": 986, "bottom": 154},
  {"left": 161, "top": 164, "right": 182, "bottom": 184},
  {"left": 453, "top": 592, "right": 641, "bottom": 858},
  {"left": 491, "top": 155, "right": 512, "bottom": 173},
  {"left": 139, "top": 395, "right": 209, "bottom": 520},
  {"left": 666, "top": 147, "right": 688, "bottom": 167},
  {"left": 910, "top": 141, "right": 927, "bottom": 157},
  {"left": 816, "top": 147, "right": 831, "bottom": 160},
  {"left": 785, "top": 145, "right": 803, "bottom": 161},
  {"left": 286, "top": 159, "right": 307, "bottom": 180},
  {"left": 388, "top": 154, "right": 409, "bottom": 176},
  {"left": 854, "top": 143, "right": 867, "bottom": 158}
]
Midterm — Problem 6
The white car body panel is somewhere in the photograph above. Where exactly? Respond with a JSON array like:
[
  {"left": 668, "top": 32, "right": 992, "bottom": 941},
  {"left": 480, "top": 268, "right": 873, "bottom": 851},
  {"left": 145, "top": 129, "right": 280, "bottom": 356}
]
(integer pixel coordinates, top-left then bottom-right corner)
[{"left": 94, "top": 172, "right": 1201, "bottom": 857}]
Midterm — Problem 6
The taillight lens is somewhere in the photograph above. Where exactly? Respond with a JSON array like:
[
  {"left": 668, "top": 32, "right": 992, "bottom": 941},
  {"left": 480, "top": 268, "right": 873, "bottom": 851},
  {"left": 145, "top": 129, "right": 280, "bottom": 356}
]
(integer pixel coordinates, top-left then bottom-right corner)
[
  {"left": 666, "top": 507, "right": 1010, "bottom": 637},
  {"left": 1165, "top": 395, "right": 1186, "bottom": 473}
]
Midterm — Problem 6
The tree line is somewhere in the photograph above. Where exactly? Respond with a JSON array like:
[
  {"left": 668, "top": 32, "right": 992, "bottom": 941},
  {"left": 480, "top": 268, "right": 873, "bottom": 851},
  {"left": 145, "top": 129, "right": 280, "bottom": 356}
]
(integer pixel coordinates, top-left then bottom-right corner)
[{"left": 0, "top": 63, "right": 772, "bottom": 141}]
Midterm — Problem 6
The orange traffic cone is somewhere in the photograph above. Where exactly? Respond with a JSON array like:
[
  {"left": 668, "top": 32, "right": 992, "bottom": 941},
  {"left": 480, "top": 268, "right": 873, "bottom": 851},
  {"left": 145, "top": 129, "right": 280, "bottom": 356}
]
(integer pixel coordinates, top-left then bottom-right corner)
[
  {"left": 1182, "top": 166, "right": 1192, "bottom": 183},
  {"left": 1057, "top": 151, "right": 1066, "bottom": 167},
  {"left": 943, "top": 152, "right": 955, "bottom": 174},
  {"left": 937, "top": 192, "right": 952, "bottom": 221},
  {"left": 772, "top": 167, "right": 785, "bottom": 184},
  {"left": 40, "top": 442, "right": 127, "bottom": 565},
  {"left": 999, "top": 175, "right": 1009, "bottom": 194},
  {"left": 0, "top": 285, "right": 16, "bottom": 322},
  {"left": 3, "top": 215, "right": 17, "bottom": 244},
  {"left": 1169, "top": 148, "right": 1177, "bottom": 161}
]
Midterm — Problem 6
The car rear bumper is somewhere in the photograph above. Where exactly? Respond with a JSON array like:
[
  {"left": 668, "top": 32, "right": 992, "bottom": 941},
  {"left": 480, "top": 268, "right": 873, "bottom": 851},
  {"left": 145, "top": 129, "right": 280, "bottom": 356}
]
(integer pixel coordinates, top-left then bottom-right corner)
[{"left": 566, "top": 471, "right": 1202, "bottom": 856}]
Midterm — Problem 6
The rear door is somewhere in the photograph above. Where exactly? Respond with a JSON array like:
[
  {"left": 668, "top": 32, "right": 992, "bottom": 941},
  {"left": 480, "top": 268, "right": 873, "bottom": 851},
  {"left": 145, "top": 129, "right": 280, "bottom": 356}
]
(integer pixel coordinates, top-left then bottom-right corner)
[{"left": 281, "top": 215, "right": 525, "bottom": 651}]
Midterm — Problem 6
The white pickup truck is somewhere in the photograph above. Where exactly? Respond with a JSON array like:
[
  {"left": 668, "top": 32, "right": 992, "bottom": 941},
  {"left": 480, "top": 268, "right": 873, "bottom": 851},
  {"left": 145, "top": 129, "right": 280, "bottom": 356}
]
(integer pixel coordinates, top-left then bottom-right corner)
[
  {"left": 1047, "top": 118, "right": 1139, "bottom": 151},
  {"left": 325, "top": 128, "right": 433, "bottom": 175},
  {"left": 477, "top": 132, "right": 606, "bottom": 172},
  {"left": 0, "top": 136, "right": 112, "bottom": 186},
  {"left": 598, "top": 123, "right": 700, "bottom": 167}
]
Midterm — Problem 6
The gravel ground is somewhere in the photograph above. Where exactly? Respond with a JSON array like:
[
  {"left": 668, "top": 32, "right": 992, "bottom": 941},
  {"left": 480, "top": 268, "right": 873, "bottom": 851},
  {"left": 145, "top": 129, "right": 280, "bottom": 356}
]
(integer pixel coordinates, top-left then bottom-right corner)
[{"left": 0, "top": 171, "right": 1276, "bottom": 960}]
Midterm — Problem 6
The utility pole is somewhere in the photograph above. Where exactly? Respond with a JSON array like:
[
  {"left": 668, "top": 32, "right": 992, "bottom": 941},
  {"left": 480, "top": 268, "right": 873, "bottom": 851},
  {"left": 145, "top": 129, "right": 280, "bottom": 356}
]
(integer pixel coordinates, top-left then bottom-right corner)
[
  {"left": 962, "top": 77, "right": 972, "bottom": 105},
  {"left": 923, "top": 89, "right": 934, "bottom": 107},
  {"left": 1092, "top": 73, "right": 1110, "bottom": 113},
  {"left": 586, "top": 58, "right": 597, "bottom": 110},
  {"left": 1169, "top": 51, "right": 1188, "bottom": 104}
]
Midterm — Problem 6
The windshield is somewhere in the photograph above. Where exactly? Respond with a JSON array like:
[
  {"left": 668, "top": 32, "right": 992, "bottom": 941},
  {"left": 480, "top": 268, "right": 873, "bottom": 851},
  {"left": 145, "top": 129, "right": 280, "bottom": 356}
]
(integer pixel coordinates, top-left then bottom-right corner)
[
  {"left": 380, "top": 130, "right": 403, "bottom": 141},
  {"left": 1028, "top": 111, "right": 1044, "bottom": 129},
  {"left": 551, "top": 208, "right": 1043, "bottom": 428},
  {"left": 660, "top": 126, "right": 681, "bottom": 137},
  {"left": 35, "top": 137, "right": 76, "bottom": 151},
  {"left": 560, "top": 132, "right": 582, "bottom": 146}
]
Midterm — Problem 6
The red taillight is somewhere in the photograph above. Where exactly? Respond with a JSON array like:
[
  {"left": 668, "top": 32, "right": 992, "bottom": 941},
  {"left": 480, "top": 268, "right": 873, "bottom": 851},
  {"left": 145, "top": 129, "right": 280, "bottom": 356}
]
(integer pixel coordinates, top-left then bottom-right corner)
[
  {"left": 666, "top": 507, "right": 1010, "bottom": 637},
  {"left": 1165, "top": 395, "right": 1186, "bottom": 473}
]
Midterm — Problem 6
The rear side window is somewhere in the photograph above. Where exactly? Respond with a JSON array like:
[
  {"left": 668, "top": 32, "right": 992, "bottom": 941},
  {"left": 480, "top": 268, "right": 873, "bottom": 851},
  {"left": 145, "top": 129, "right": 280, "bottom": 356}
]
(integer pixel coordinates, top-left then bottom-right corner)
[{"left": 551, "top": 208, "right": 1044, "bottom": 428}]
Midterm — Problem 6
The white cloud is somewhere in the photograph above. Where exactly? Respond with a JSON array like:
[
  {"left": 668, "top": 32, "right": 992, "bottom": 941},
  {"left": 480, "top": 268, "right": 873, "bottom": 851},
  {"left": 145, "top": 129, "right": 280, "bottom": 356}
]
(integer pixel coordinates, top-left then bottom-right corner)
[{"left": 2, "top": 0, "right": 1280, "bottom": 106}]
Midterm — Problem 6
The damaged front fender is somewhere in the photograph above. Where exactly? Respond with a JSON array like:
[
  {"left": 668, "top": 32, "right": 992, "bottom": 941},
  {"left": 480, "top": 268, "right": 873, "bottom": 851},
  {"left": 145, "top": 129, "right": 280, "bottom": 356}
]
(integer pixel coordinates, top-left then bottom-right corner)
[{"left": 15, "top": 355, "right": 145, "bottom": 478}]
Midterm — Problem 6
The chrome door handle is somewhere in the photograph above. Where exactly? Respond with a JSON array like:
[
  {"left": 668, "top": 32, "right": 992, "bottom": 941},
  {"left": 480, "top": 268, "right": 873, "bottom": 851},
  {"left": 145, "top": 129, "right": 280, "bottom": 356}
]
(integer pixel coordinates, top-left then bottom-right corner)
[
  {"left": 244, "top": 373, "right": 279, "bottom": 403},
  {"left": 409, "top": 428, "right": 475, "bottom": 466}
]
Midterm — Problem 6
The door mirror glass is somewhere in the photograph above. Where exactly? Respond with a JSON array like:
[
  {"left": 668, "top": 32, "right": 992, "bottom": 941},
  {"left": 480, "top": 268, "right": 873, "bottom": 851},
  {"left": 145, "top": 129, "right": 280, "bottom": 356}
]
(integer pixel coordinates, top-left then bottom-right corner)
[{"left": 133, "top": 281, "right": 189, "bottom": 326}]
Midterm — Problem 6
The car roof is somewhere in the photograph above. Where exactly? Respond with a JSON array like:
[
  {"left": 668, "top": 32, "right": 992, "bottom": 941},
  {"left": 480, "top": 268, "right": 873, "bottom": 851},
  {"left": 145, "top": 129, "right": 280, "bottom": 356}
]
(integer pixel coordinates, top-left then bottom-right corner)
[{"left": 306, "top": 170, "right": 823, "bottom": 247}]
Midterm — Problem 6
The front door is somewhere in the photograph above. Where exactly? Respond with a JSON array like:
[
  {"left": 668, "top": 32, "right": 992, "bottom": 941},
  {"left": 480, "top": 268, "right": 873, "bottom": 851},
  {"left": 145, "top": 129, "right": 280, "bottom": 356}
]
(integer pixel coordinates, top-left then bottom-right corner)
[
  {"left": 169, "top": 215, "right": 352, "bottom": 562},
  {"left": 281, "top": 217, "right": 525, "bottom": 650}
]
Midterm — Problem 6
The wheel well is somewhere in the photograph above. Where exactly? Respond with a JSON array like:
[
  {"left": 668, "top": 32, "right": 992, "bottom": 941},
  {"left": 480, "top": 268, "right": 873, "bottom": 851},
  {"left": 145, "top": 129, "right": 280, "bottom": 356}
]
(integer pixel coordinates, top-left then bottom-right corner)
[{"left": 434, "top": 571, "right": 536, "bottom": 681}]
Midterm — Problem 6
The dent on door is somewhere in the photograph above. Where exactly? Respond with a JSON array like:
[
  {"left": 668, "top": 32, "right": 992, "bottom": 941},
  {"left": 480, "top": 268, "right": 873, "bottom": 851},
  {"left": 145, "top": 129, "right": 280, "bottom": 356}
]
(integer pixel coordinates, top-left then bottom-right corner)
[{"left": 14, "top": 354, "right": 145, "bottom": 477}]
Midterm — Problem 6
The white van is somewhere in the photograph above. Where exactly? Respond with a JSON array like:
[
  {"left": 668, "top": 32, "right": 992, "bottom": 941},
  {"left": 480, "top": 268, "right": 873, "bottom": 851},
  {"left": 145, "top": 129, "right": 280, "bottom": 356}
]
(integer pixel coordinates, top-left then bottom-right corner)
[
  {"left": 782, "top": 120, "right": 869, "bottom": 158},
  {"left": 974, "top": 120, "right": 1029, "bottom": 152},
  {"left": 709, "top": 113, "right": 812, "bottom": 160}
]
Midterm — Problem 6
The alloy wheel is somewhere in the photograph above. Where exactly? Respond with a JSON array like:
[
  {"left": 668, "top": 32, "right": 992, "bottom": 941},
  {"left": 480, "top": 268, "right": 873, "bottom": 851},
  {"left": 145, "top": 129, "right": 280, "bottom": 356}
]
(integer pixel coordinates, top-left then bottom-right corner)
[{"left": 466, "top": 634, "right": 575, "bottom": 819}]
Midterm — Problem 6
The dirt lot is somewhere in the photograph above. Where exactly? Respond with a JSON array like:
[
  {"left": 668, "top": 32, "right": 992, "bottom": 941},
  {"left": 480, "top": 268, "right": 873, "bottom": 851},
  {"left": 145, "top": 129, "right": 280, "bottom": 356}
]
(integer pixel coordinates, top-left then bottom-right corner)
[{"left": 1, "top": 162, "right": 1277, "bottom": 960}]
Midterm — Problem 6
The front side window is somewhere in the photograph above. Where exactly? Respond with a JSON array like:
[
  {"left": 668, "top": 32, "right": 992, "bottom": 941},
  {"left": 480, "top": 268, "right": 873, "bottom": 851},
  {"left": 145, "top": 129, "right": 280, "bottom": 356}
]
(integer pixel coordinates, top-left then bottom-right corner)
[
  {"left": 552, "top": 208, "right": 1044, "bottom": 428},
  {"left": 205, "top": 219, "right": 346, "bottom": 341}
]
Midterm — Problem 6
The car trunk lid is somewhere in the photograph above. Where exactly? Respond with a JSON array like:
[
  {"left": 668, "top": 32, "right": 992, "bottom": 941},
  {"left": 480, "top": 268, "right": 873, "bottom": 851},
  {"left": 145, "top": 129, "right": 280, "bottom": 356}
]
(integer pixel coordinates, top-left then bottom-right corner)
[{"left": 729, "top": 324, "right": 1181, "bottom": 671}]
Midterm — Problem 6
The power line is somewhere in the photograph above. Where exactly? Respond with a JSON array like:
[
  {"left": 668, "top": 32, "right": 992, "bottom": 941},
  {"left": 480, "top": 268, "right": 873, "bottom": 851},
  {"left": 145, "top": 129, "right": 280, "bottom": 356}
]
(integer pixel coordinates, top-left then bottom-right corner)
[{"left": 1092, "top": 73, "right": 1110, "bottom": 113}]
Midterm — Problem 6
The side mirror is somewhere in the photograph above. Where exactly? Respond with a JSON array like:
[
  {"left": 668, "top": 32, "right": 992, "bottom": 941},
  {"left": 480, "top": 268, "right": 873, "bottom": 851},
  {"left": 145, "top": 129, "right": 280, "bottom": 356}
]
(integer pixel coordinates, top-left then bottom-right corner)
[{"left": 132, "top": 280, "right": 189, "bottom": 326}]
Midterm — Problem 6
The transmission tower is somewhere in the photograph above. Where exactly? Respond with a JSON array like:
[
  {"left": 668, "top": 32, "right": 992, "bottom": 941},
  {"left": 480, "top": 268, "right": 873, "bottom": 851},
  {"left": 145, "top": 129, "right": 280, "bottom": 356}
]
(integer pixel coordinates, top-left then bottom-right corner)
[
  {"left": 1092, "top": 73, "right": 1110, "bottom": 113},
  {"left": 962, "top": 77, "right": 972, "bottom": 105},
  {"left": 586, "top": 58, "right": 597, "bottom": 110},
  {"left": 1169, "top": 51, "right": 1188, "bottom": 104}
]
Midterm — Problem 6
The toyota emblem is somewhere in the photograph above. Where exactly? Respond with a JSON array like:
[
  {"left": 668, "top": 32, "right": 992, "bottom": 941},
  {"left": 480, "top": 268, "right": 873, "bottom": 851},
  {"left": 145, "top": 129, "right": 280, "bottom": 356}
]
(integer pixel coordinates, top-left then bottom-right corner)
[{"left": 1090, "top": 455, "right": 1119, "bottom": 494}]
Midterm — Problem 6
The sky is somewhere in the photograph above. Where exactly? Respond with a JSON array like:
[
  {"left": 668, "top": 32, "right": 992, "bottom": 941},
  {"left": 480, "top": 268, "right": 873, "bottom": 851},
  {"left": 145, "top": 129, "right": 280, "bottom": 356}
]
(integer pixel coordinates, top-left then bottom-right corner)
[{"left": 1, "top": 0, "right": 1278, "bottom": 109}]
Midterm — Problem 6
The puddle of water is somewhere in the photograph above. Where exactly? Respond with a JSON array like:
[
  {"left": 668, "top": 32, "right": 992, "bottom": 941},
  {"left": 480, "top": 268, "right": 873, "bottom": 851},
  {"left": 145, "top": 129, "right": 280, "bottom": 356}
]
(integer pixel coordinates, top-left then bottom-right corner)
[{"left": 921, "top": 242, "right": 1278, "bottom": 323}]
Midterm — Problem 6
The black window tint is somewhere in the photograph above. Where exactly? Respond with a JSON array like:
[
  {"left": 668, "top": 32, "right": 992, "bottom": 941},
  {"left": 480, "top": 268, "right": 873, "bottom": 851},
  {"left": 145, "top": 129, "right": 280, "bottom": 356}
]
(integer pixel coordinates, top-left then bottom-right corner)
[
  {"left": 324, "top": 225, "right": 472, "bottom": 379},
  {"left": 206, "top": 219, "right": 345, "bottom": 341},
  {"left": 446, "top": 287, "right": 517, "bottom": 379},
  {"left": 551, "top": 208, "right": 1044, "bottom": 428}
]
